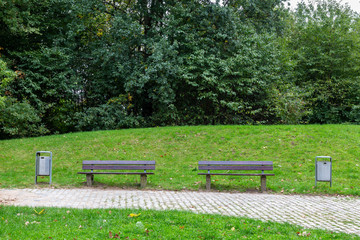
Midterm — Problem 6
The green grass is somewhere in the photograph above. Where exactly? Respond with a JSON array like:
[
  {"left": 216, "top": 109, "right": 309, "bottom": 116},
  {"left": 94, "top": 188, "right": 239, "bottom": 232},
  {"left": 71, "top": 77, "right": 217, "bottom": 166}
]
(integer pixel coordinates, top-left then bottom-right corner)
[
  {"left": 1, "top": 125, "right": 360, "bottom": 195},
  {"left": 1, "top": 206, "right": 359, "bottom": 239}
]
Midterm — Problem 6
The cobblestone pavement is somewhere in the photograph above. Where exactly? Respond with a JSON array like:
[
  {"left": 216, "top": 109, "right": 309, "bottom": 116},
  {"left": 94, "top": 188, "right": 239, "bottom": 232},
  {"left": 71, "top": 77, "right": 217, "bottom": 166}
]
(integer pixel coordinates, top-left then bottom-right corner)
[{"left": 1, "top": 188, "right": 360, "bottom": 236}]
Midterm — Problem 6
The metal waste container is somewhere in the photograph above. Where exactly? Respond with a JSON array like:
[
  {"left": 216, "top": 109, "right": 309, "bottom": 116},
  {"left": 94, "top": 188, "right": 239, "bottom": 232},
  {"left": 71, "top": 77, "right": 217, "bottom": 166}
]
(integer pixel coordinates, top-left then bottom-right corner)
[
  {"left": 35, "top": 151, "right": 52, "bottom": 184},
  {"left": 315, "top": 156, "right": 332, "bottom": 187}
]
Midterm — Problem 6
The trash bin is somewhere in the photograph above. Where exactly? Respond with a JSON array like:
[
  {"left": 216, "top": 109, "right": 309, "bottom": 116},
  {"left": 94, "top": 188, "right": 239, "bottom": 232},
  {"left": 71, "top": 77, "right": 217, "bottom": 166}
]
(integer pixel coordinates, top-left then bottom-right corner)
[
  {"left": 315, "top": 156, "right": 332, "bottom": 187},
  {"left": 35, "top": 151, "right": 52, "bottom": 184}
]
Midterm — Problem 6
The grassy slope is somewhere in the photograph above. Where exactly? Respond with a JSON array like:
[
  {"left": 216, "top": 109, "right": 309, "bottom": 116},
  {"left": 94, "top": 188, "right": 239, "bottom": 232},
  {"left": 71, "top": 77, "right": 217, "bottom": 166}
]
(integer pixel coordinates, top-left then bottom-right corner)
[{"left": 1, "top": 125, "right": 359, "bottom": 195}]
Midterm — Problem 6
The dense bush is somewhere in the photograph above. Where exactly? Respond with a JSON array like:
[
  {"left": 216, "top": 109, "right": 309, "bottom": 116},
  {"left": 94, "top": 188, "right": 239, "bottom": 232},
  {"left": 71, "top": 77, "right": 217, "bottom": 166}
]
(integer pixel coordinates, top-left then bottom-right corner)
[
  {"left": 73, "top": 95, "right": 144, "bottom": 131},
  {"left": 0, "top": 98, "right": 48, "bottom": 139}
]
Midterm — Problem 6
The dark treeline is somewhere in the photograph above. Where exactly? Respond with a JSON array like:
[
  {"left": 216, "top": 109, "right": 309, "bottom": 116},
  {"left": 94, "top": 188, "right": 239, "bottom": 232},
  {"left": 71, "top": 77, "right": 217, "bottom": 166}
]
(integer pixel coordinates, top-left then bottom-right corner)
[{"left": 0, "top": 0, "right": 359, "bottom": 138}]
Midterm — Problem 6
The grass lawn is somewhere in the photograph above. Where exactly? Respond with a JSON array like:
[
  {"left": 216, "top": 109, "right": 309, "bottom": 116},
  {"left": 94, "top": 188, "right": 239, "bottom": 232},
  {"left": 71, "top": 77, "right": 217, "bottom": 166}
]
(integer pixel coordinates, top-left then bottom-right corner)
[
  {"left": 1, "top": 206, "right": 359, "bottom": 240},
  {"left": 1, "top": 124, "right": 359, "bottom": 195},
  {"left": 1, "top": 124, "right": 360, "bottom": 239}
]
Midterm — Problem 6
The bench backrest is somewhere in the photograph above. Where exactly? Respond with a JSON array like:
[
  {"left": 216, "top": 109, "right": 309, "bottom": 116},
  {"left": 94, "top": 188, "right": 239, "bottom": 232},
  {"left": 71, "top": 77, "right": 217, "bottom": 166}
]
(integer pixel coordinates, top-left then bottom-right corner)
[
  {"left": 82, "top": 160, "right": 156, "bottom": 171},
  {"left": 198, "top": 161, "right": 273, "bottom": 172}
]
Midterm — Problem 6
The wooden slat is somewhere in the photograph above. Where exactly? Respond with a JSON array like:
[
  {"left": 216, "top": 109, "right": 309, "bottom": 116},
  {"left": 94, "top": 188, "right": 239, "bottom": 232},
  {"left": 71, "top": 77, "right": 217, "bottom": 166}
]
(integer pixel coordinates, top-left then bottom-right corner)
[
  {"left": 198, "top": 161, "right": 273, "bottom": 165},
  {"left": 78, "top": 172, "right": 154, "bottom": 175},
  {"left": 198, "top": 173, "right": 275, "bottom": 176},
  {"left": 198, "top": 165, "right": 273, "bottom": 171},
  {"left": 82, "top": 160, "right": 155, "bottom": 165},
  {"left": 82, "top": 165, "right": 155, "bottom": 170}
]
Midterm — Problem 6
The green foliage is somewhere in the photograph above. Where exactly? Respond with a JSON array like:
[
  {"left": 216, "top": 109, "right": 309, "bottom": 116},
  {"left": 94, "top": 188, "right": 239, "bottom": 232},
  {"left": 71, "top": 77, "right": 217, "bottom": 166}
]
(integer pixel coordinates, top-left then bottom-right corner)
[
  {"left": 0, "top": 0, "right": 41, "bottom": 36},
  {"left": 218, "top": 31, "right": 280, "bottom": 124},
  {"left": 285, "top": 0, "right": 360, "bottom": 123},
  {"left": 272, "top": 85, "right": 309, "bottom": 124},
  {"left": 225, "top": 0, "right": 287, "bottom": 34},
  {"left": 10, "top": 47, "right": 79, "bottom": 133},
  {"left": 349, "top": 105, "right": 360, "bottom": 124},
  {"left": 0, "top": 58, "right": 16, "bottom": 107},
  {"left": 0, "top": 98, "right": 49, "bottom": 139},
  {"left": 73, "top": 95, "right": 144, "bottom": 131},
  {"left": 1, "top": 0, "right": 359, "bottom": 138},
  {"left": 161, "top": 2, "right": 280, "bottom": 124}
]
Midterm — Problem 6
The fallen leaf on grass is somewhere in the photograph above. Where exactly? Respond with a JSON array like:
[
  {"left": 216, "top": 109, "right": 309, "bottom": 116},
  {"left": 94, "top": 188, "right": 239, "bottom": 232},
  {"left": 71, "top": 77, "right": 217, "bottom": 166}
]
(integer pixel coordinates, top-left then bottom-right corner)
[
  {"left": 128, "top": 213, "right": 141, "bottom": 218},
  {"left": 109, "top": 231, "right": 121, "bottom": 238}
]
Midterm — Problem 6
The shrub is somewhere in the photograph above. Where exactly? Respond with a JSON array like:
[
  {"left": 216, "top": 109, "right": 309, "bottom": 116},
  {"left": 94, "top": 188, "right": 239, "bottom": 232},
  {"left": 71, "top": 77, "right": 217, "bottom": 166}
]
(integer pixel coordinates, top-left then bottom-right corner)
[{"left": 0, "top": 98, "right": 49, "bottom": 138}]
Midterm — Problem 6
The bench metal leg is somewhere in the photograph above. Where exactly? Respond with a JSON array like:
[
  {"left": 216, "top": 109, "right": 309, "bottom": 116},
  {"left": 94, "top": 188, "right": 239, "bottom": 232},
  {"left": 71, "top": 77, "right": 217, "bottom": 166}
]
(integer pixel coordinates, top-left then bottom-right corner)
[
  {"left": 86, "top": 174, "right": 93, "bottom": 187},
  {"left": 261, "top": 175, "right": 266, "bottom": 192},
  {"left": 206, "top": 175, "right": 211, "bottom": 191},
  {"left": 140, "top": 174, "right": 147, "bottom": 188}
]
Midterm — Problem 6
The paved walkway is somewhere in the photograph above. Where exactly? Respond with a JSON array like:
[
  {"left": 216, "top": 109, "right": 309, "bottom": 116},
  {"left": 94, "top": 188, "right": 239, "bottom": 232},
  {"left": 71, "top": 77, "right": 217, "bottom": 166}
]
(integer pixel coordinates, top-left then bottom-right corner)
[{"left": 1, "top": 188, "right": 360, "bottom": 236}]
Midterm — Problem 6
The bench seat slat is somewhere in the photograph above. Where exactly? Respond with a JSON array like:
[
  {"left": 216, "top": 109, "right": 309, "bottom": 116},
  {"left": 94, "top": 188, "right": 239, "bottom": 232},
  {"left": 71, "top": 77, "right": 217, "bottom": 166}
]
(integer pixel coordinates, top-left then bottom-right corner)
[
  {"left": 83, "top": 160, "right": 155, "bottom": 165},
  {"left": 198, "top": 173, "right": 275, "bottom": 176},
  {"left": 198, "top": 161, "right": 273, "bottom": 165},
  {"left": 82, "top": 165, "right": 155, "bottom": 170},
  {"left": 77, "top": 172, "right": 154, "bottom": 175},
  {"left": 199, "top": 165, "right": 273, "bottom": 171}
]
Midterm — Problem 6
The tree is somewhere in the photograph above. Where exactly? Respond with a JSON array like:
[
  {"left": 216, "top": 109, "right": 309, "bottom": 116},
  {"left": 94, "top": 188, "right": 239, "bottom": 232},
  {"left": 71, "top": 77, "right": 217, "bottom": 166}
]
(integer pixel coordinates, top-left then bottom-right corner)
[
  {"left": 284, "top": 0, "right": 360, "bottom": 123},
  {"left": 0, "top": 58, "right": 49, "bottom": 139}
]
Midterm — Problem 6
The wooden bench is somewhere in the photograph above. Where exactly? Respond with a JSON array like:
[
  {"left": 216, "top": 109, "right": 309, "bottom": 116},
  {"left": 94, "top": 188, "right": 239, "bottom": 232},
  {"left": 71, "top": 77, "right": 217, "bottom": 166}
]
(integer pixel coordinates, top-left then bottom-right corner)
[
  {"left": 77, "top": 160, "right": 155, "bottom": 187},
  {"left": 198, "top": 161, "right": 274, "bottom": 192}
]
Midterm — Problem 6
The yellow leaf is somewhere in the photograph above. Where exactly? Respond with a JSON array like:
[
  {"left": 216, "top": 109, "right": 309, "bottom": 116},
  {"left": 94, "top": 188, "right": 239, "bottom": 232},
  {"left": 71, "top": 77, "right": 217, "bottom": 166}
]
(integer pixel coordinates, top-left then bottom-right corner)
[
  {"left": 34, "top": 208, "right": 45, "bottom": 215},
  {"left": 97, "top": 29, "right": 103, "bottom": 37},
  {"left": 128, "top": 213, "right": 141, "bottom": 218}
]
